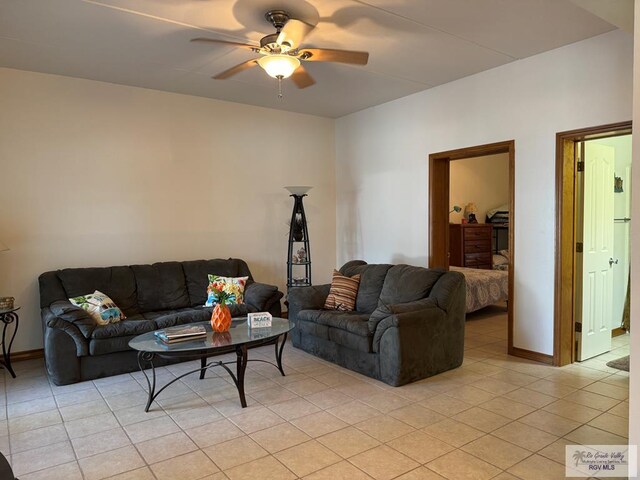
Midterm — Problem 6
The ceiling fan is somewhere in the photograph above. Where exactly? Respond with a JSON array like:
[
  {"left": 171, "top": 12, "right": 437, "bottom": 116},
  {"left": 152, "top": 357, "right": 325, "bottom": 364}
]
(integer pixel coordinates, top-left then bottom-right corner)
[{"left": 191, "top": 10, "right": 369, "bottom": 97}]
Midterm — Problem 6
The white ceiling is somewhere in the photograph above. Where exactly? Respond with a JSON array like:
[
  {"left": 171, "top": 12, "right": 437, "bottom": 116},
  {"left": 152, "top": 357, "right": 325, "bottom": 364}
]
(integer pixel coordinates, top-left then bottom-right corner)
[{"left": 0, "top": 0, "right": 619, "bottom": 118}]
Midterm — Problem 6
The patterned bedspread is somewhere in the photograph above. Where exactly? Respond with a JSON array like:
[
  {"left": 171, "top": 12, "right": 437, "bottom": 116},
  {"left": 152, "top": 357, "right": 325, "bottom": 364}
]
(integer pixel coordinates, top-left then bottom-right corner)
[{"left": 450, "top": 266, "right": 509, "bottom": 313}]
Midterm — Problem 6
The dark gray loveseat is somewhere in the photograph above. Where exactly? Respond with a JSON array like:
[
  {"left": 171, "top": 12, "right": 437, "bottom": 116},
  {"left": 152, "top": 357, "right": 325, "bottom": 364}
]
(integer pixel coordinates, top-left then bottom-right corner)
[
  {"left": 39, "top": 258, "right": 283, "bottom": 385},
  {"left": 288, "top": 261, "right": 465, "bottom": 386}
]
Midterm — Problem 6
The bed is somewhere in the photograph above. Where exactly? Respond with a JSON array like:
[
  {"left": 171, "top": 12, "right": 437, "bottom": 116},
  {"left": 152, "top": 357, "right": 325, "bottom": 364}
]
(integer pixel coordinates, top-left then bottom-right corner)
[{"left": 450, "top": 266, "right": 509, "bottom": 313}]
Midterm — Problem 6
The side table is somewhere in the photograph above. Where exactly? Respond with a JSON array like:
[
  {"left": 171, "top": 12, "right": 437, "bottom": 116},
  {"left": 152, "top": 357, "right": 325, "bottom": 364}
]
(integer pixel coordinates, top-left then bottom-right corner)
[{"left": 0, "top": 307, "right": 19, "bottom": 378}]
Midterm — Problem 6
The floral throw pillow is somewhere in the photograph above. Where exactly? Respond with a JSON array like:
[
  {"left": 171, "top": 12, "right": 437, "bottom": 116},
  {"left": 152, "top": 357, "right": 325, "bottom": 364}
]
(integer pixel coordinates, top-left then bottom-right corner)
[
  {"left": 205, "top": 275, "right": 248, "bottom": 307},
  {"left": 69, "top": 290, "right": 126, "bottom": 325}
]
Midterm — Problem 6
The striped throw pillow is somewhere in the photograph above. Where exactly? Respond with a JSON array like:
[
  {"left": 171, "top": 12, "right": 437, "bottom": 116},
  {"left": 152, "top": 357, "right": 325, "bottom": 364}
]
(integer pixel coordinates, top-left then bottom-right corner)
[{"left": 324, "top": 270, "right": 361, "bottom": 311}]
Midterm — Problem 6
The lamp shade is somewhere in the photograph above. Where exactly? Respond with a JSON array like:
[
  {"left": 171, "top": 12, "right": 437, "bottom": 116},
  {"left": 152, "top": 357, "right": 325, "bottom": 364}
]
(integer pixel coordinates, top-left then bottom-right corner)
[
  {"left": 0, "top": 240, "right": 8, "bottom": 253},
  {"left": 258, "top": 55, "right": 300, "bottom": 79},
  {"left": 285, "top": 186, "right": 312, "bottom": 196}
]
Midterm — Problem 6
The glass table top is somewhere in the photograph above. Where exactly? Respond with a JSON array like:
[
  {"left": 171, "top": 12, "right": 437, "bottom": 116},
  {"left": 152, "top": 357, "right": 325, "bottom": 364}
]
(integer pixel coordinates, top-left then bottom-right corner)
[{"left": 129, "top": 318, "right": 294, "bottom": 354}]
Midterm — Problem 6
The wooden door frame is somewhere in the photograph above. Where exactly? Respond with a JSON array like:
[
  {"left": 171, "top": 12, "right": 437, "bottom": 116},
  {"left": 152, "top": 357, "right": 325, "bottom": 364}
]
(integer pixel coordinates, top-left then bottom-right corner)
[
  {"left": 428, "top": 140, "right": 516, "bottom": 357},
  {"left": 554, "top": 121, "right": 632, "bottom": 366}
]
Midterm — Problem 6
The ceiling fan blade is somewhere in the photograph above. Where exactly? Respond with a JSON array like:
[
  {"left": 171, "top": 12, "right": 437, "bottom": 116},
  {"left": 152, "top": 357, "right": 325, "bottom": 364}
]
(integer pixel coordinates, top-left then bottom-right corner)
[
  {"left": 300, "top": 48, "right": 369, "bottom": 65},
  {"left": 213, "top": 59, "right": 259, "bottom": 80},
  {"left": 290, "top": 65, "right": 316, "bottom": 89},
  {"left": 277, "top": 19, "right": 314, "bottom": 49},
  {"left": 191, "top": 37, "right": 258, "bottom": 51}
]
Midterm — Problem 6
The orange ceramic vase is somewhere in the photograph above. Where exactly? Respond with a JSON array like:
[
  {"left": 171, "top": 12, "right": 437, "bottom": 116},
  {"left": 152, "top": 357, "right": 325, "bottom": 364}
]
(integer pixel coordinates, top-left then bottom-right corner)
[{"left": 211, "top": 303, "right": 232, "bottom": 332}]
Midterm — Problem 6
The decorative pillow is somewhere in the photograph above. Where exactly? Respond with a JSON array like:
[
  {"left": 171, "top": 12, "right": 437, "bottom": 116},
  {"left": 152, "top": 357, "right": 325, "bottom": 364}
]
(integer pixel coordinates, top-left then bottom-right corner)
[
  {"left": 205, "top": 275, "right": 248, "bottom": 307},
  {"left": 324, "top": 270, "right": 361, "bottom": 312},
  {"left": 69, "top": 290, "right": 125, "bottom": 325}
]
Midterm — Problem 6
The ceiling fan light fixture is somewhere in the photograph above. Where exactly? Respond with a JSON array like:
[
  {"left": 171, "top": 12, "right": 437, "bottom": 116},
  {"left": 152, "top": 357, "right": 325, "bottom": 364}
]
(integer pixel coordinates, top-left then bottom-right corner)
[{"left": 258, "top": 54, "right": 300, "bottom": 79}]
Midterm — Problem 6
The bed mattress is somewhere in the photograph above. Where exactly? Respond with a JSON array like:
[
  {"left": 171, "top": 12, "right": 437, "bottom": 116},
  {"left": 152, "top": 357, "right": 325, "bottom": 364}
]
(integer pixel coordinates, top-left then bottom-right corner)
[{"left": 450, "top": 266, "right": 509, "bottom": 313}]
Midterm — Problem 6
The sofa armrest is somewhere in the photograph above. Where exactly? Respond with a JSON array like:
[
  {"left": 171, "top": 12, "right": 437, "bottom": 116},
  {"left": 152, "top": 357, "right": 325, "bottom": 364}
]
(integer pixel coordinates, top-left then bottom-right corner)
[
  {"left": 287, "top": 284, "right": 330, "bottom": 321},
  {"left": 371, "top": 300, "right": 444, "bottom": 350},
  {"left": 428, "top": 271, "right": 466, "bottom": 312},
  {"left": 244, "top": 282, "right": 283, "bottom": 312},
  {"left": 368, "top": 297, "right": 437, "bottom": 334},
  {"left": 49, "top": 300, "right": 97, "bottom": 338},
  {"left": 375, "top": 304, "right": 465, "bottom": 386},
  {"left": 42, "top": 308, "right": 89, "bottom": 356}
]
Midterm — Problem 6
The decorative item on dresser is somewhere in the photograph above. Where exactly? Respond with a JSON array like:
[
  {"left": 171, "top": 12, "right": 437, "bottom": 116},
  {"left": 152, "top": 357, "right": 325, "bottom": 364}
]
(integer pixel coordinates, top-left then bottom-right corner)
[
  {"left": 449, "top": 223, "right": 493, "bottom": 269},
  {"left": 464, "top": 203, "right": 478, "bottom": 223},
  {"left": 285, "top": 186, "right": 312, "bottom": 289}
]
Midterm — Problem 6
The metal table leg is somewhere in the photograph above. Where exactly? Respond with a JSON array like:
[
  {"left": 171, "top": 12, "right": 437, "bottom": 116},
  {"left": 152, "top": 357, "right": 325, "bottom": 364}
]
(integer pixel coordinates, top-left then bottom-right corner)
[
  {"left": 275, "top": 333, "right": 287, "bottom": 376},
  {"left": 138, "top": 351, "right": 157, "bottom": 413},
  {"left": 0, "top": 311, "right": 18, "bottom": 379},
  {"left": 235, "top": 344, "right": 248, "bottom": 408}
]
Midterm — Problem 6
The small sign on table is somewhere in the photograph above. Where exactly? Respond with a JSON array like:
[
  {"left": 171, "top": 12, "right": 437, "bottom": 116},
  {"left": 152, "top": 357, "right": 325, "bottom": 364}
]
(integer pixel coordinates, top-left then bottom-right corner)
[{"left": 248, "top": 312, "right": 272, "bottom": 328}]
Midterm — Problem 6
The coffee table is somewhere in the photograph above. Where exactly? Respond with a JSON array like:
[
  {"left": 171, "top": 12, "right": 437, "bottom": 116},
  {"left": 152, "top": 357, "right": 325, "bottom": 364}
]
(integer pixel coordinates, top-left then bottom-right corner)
[{"left": 129, "top": 317, "right": 294, "bottom": 412}]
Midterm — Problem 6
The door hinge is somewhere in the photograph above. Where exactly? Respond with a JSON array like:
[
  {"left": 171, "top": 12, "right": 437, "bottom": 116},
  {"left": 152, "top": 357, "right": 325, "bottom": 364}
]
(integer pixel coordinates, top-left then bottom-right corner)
[
  {"left": 576, "top": 242, "right": 583, "bottom": 253},
  {"left": 577, "top": 161, "right": 585, "bottom": 172},
  {"left": 575, "top": 322, "right": 582, "bottom": 333}
]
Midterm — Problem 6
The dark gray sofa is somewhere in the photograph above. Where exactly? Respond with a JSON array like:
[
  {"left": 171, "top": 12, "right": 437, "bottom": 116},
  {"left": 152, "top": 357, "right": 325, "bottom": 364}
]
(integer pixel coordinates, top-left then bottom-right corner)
[
  {"left": 288, "top": 261, "right": 466, "bottom": 386},
  {"left": 39, "top": 258, "right": 283, "bottom": 385}
]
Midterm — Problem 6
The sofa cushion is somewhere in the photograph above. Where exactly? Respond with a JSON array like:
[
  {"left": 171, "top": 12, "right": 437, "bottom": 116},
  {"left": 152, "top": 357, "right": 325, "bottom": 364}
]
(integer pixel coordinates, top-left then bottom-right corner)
[
  {"left": 297, "top": 320, "right": 330, "bottom": 340},
  {"left": 182, "top": 259, "right": 240, "bottom": 307},
  {"left": 90, "top": 315, "right": 155, "bottom": 340},
  {"left": 89, "top": 335, "right": 142, "bottom": 356},
  {"left": 57, "top": 266, "right": 140, "bottom": 316},
  {"left": 152, "top": 309, "right": 211, "bottom": 329},
  {"left": 340, "top": 263, "right": 393, "bottom": 314},
  {"left": 328, "top": 327, "right": 370, "bottom": 353},
  {"left": 142, "top": 308, "right": 198, "bottom": 322},
  {"left": 244, "top": 282, "right": 280, "bottom": 311},
  {"left": 131, "top": 262, "right": 190, "bottom": 312},
  {"left": 379, "top": 265, "right": 444, "bottom": 306},
  {"left": 145, "top": 304, "right": 252, "bottom": 329},
  {"left": 297, "top": 310, "right": 371, "bottom": 352}
]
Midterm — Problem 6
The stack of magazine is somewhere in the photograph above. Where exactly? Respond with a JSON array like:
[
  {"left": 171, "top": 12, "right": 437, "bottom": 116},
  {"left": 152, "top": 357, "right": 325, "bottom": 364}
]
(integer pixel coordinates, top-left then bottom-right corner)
[{"left": 154, "top": 325, "right": 207, "bottom": 344}]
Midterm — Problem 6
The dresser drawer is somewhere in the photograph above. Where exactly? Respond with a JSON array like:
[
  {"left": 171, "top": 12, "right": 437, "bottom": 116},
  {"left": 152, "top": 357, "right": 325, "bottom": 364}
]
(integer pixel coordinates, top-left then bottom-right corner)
[
  {"left": 465, "top": 252, "right": 491, "bottom": 266},
  {"left": 463, "top": 227, "right": 492, "bottom": 241},
  {"left": 464, "top": 239, "right": 491, "bottom": 253}
]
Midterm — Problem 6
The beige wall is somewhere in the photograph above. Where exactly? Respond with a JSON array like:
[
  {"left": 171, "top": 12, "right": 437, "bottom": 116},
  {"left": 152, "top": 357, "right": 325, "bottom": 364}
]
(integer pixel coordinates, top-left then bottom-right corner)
[
  {"left": 0, "top": 68, "right": 336, "bottom": 353},
  {"left": 449, "top": 153, "right": 509, "bottom": 224},
  {"left": 336, "top": 30, "right": 632, "bottom": 355}
]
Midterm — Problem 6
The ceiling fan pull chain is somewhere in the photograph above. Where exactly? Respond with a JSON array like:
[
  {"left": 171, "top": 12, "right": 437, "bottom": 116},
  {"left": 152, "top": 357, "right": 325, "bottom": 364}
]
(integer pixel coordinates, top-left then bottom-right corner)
[{"left": 278, "top": 76, "right": 284, "bottom": 100}]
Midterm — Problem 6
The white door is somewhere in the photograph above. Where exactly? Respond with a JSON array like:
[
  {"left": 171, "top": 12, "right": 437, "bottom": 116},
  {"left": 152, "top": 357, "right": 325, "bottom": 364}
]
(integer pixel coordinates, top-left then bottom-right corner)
[{"left": 578, "top": 142, "right": 615, "bottom": 361}]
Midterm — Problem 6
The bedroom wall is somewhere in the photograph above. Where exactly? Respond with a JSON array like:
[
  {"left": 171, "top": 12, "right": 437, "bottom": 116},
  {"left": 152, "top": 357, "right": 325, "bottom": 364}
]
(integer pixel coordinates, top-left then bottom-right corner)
[
  {"left": 449, "top": 153, "right": 510, "bottom": 224},
  {"left": 335, "top": 30, "right": 632, "bottom": 356},
  {"left": 0, "top": 67, "right": 336, "bottom": 353}
]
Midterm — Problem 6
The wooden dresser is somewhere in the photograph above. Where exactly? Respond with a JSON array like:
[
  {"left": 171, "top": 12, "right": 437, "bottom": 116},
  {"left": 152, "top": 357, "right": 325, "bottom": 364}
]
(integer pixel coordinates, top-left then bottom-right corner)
[{"left": 449, "top": 223, "right": 493, "bottom": 269}]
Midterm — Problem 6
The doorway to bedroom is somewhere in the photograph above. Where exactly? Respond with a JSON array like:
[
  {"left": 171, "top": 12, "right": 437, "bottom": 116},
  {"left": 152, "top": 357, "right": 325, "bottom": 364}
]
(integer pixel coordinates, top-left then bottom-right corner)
[{"left": 428, "top": 140, "right": 520, "bottom": 360}]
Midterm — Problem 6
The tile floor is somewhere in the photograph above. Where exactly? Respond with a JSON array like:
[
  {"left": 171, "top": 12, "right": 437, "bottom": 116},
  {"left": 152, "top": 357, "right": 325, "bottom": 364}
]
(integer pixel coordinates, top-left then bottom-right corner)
[{"left": 0, "top": 305, "right": 630, "bottom": 480}]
